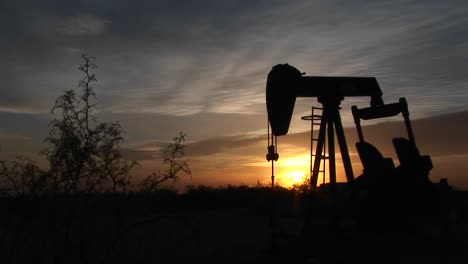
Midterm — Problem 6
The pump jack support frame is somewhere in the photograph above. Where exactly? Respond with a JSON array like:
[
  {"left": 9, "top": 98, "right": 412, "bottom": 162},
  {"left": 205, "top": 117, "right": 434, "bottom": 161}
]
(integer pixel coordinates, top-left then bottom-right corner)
[{"left": 311, "top": 98, "right": 354, "bottom": 191}]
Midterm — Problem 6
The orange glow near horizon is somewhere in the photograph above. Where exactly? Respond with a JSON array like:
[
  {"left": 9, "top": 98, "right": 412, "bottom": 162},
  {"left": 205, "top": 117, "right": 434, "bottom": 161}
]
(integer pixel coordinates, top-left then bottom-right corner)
[
  {"left": 284, "top": 171, "right": 308, "bottom": 186},
  {"left": 271, "top": 152, "right": 352, "bottom": 187},
  {"left": 274, "top": 154, "right": 310, "bottom": 187}
]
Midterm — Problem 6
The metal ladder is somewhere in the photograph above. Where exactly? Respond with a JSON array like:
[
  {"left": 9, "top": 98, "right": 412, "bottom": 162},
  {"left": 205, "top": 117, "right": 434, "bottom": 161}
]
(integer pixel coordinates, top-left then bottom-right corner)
[{"left": 302, "top": 107, "right": 328, "bottom": 186}]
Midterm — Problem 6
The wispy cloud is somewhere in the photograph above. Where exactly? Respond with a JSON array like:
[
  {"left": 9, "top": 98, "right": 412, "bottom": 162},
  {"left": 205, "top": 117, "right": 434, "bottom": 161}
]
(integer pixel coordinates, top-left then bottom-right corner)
[
  {"left": 56, "top": 14, "right": 111, "bottom": 37},
  {"left": 1, "top": 1, "right": 468, "bottom": 119}
]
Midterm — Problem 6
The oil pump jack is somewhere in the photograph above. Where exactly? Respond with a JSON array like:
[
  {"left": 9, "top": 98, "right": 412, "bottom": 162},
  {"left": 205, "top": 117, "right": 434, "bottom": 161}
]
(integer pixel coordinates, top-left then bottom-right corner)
[{"left": 265, "top": 64, "right": 433, "bottom": 196}]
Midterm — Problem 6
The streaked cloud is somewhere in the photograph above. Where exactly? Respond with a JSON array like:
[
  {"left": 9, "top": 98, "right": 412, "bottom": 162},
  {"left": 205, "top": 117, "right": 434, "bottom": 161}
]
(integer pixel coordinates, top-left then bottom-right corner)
[
  {"left": 2, "top": 0, "right": 467, "bottom": 118},
  {"left": 56, "top": 14, "right": 111, "bottom": 37}
]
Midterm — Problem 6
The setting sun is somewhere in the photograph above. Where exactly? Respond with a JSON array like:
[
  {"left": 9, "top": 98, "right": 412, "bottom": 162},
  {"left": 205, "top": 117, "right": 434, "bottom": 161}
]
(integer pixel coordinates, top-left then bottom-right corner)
[
  {"left": 285, "top": 171, "right": 307, "bottom": 186},
  {"left": 275, "top": 154, "right": 310, "bottom": 187}
]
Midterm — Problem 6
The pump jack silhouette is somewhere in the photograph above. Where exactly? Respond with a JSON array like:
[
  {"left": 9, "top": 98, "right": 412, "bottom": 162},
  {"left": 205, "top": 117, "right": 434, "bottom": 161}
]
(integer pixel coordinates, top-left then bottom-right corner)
[{"left": 265, "top": 64, "right": 433, "bottom": 197}]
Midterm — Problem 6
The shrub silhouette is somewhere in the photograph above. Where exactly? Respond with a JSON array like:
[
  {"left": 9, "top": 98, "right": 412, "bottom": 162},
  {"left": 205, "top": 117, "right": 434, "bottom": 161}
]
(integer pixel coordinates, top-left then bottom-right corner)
[
  {"left": 0, "top": 54, "right": 191, "bottom": 196},
  {"left": 42, "top": 54, "right": 137, "bottom": 194},
  {"left": 140, "top": 132, "right": 191, "bottom": 192},
  {"left": 0, "top": 157, "right": 47, "bottom": 197}
]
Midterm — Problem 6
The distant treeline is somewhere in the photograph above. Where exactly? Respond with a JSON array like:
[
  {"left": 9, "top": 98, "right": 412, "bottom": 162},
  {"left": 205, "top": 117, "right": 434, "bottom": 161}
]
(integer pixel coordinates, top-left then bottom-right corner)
[{"left": 0, "top": 184, "right": 305, "bottom": 213}]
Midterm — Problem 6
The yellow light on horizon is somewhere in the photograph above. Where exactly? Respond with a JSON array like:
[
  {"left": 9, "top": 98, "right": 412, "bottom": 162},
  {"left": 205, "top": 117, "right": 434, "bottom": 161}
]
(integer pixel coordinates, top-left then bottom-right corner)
[
  {"left": 285, "top": 171, "right": 307, "bottom": 186},
  {"left": 275, "top": 154, "right": 310, "bottom": 187}
]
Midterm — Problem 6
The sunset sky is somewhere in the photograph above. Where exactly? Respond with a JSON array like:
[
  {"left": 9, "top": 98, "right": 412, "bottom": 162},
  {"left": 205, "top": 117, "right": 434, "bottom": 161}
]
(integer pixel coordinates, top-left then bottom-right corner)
[{"left": 1, "top": 1, "right": 468, "bottom": 189}]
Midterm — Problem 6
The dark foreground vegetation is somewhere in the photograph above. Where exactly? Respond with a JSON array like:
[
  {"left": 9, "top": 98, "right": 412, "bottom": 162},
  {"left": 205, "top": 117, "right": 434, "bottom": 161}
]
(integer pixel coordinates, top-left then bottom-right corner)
[{"left": 0, "top": 185, "right": 467, "bottom": 264}]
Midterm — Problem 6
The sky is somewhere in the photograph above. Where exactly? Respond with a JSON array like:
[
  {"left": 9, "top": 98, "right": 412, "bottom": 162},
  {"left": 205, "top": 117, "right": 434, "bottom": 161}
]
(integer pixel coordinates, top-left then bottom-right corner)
[{"left": 1, "top": 0, "right": 468, "bottom": 189}]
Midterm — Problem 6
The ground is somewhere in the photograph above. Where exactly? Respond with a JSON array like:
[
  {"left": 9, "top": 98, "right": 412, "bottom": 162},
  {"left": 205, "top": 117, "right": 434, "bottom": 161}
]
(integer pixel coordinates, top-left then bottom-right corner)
[{"left": 0, "top": 188, "right": 466, "bottom": 263}]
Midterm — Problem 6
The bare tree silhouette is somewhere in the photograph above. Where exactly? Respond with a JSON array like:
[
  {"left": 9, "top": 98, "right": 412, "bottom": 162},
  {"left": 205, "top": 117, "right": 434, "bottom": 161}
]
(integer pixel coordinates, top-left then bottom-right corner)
[
  {"left": 140, "top": 132, "right": 191, "bottom": 192},
  {"left": 0, "top": 157, "right": 46, "bottom": 197},
  {"left": 42, "top": 54, "right": 137, "bottom": 194}
]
